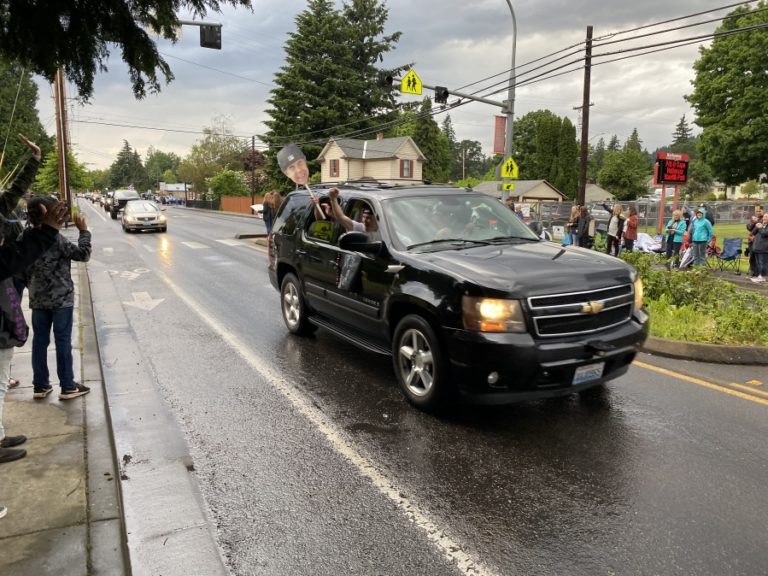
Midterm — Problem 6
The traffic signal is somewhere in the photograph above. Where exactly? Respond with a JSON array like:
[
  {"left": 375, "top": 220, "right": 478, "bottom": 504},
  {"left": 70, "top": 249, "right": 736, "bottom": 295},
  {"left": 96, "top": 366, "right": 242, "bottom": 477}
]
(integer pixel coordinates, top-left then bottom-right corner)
[
  {"left": 435, "top": 86, "right": 449, "bottom": 104},
  {"left": 379, "top": 73, "right": 394, "bottom": 92},
  {"left": 200, "top": 24, "right": 221, "bottom": 50}
]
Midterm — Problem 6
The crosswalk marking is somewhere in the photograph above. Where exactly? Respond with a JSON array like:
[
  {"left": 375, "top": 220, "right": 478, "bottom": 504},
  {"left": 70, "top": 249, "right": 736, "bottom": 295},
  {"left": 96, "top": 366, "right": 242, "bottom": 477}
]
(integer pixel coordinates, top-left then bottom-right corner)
[
  {"left": 181, "top": 241, "right": 209, "bottom": 249},
  {"left": 215, "top": 239, "right": 246, "bottom": 247}
]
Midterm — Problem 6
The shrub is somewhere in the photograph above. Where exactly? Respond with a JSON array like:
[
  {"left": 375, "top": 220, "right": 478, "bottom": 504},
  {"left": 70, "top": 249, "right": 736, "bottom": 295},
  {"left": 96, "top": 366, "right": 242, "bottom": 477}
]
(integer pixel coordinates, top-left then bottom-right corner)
[{"left": 620, "top": 252, "right": 768, "bottom": 346}]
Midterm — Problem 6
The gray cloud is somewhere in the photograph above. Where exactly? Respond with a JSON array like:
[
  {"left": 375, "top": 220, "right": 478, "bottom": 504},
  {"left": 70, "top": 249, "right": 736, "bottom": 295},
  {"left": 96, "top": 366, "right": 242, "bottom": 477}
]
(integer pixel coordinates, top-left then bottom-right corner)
[{"left": 36, "top": 0, "right": 731, "bottom": 170}]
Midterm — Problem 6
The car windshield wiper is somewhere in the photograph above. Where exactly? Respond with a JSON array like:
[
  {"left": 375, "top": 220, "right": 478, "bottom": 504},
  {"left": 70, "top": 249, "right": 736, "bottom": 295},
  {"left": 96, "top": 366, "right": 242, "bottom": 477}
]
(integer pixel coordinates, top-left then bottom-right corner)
[
  {"left": 407, "top": 238, "right": 491, "bottom": 250},
  {"left": 485, "top": 235, "right": 540, "bottom": 243}
]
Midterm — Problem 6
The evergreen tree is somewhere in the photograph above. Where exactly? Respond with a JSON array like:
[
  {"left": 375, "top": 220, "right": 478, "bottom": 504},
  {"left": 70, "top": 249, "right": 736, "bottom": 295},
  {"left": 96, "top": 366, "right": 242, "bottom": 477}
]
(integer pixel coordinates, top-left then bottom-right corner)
[
  {"left": 588, "top": 137, "right": 606, "bottom": 182},
  {"left": 441, "top": 115, "right": 458, "bottom": 180},
  {"left": 0, "top": 57, "right": 54, "bottom": 182},
  {"left": 624, "top": 128, "right": 643, "bottom": 152},
  {"left": 412, "top": 98, "right": 450, "bottom": 182},
  {"left": 672, "top": 115, "right": 693, "bottom": 146},
  {"left": 552, "top": 118, "right": 579, "bottom": 198},
  {"left": 109, "top": 141, "right": 146, "bottom": 189},
  {"left": 263, "top": 0, "right": 403, "bottom": 189},
  {"left": 607, "top": 134, "right": 621, "bottom": 152}
]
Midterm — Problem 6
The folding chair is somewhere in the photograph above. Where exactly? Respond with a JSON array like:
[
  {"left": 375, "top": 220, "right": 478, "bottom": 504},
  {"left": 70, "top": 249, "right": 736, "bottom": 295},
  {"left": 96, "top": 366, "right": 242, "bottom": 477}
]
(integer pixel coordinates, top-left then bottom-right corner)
[{"left": 716, "top": 237, "right": 742, "bottom": 274}]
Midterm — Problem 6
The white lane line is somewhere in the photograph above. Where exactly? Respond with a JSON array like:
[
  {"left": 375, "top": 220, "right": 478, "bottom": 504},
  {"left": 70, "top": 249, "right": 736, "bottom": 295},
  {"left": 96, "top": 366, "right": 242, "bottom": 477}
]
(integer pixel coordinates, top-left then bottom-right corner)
[
  {"left": 181, "top": 241, "right": 209, "bottom": 249},
  {"left": 215, "top": 239, "right": 246, "bottom": 247},
  {"left": 154, "top": 270, "right": 498, "bottom": 576},
  {"left": 103, "top": 247, "right": 114, "bottom": 254},
  {"left": 143, "top": 245, "right": 156, "bottom": 253}
]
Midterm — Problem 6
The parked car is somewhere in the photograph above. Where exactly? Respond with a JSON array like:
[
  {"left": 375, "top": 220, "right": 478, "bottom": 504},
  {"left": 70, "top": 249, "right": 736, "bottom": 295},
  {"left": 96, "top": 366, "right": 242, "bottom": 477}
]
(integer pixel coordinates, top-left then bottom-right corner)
[
  {"left": 121, "top": 200, "right": 167, "bottom": 233},
  {"left": 109, "top": 189, "right": 141, "bottom": 219},
  {"left": 268, "top": 184, "right": 648, "bottom": 410}
]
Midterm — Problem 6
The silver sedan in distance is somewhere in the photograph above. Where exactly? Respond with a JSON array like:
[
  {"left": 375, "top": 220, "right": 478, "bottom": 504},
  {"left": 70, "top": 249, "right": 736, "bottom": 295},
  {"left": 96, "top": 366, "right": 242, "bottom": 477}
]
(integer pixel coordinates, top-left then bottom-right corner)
[{"left": 121, "top": 200, "right": 167, "bottom": 233}]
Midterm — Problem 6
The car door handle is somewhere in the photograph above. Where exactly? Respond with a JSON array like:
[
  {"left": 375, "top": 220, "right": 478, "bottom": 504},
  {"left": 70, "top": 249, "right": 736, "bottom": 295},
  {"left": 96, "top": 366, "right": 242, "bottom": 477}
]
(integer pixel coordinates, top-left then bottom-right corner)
[
  {"left": 330, "top": 259, "right": 339, "bottom": 268},
  {"left": 295, "top": 249, "right": 307, "bottom": 256}
]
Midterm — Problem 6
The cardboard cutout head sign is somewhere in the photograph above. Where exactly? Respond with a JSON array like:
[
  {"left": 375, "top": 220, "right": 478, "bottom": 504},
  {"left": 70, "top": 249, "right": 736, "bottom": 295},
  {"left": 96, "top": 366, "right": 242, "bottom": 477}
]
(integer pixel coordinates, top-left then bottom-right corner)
[{"left": 277, "top": 143, "right": 309, "bottom": 186}]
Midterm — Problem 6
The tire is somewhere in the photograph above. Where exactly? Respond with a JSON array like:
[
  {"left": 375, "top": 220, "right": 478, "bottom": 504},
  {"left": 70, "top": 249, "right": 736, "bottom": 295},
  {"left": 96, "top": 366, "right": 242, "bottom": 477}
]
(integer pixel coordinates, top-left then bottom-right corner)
[
  {"left": 392, "top": 314, "right": 449, "bottom": 410},
  {"left": 110, "top": 210, "right": 118, "bottom": 220},
  {"left": 280, "top": 273, "right": 314, "bottom": 335},
  {"left": 160, "top": 227, "right": 167, "bottom": 233}
]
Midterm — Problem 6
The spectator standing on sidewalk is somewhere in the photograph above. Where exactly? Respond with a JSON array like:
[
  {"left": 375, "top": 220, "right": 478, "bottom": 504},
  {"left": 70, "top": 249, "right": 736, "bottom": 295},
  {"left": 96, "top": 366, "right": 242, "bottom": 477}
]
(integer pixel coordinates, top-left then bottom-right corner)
[
  {"left": 623, "top": 205, "right": 638, "bottom": 253},
  {"left": 602, "top": 203, "right": 625, "bottom": 256},
  {"left": 0, "top": 135, "right": 42, "bottom": 391},
  {"left": 750, "top": 212, "right": 768, "bottom": 283},
  {"left": 665, "top": 209, "right": 688, "bottom": 269},
  {"left": 23, "top": 196, "right": 92, "bottom": 401},
  {"left": 690, "top": 207, "right": 714, "bottom": 266},
  {"left": 746, "top": 205, "right": 764, "bottom": 278},
  {"left": 0, "top": 201, "right": 69, "bottom": 470}
]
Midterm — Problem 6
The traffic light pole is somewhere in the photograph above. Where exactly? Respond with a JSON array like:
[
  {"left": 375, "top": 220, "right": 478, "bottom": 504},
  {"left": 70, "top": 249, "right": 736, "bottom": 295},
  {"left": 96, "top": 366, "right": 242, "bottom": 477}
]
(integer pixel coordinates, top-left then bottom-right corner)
[{"left": 501, "top": 1, "right": 517, "bottom": 201}]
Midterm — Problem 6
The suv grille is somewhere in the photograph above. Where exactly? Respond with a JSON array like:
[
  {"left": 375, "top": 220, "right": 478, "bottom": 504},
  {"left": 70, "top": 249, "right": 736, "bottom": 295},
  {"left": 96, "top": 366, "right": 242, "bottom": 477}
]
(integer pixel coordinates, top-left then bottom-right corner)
[{"left": 527, "top": 284, "right": 634, "bottom": 337}]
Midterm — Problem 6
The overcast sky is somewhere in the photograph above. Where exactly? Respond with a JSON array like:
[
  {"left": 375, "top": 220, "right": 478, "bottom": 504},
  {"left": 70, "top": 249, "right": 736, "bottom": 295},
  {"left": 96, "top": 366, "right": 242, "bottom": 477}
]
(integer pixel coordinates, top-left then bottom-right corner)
[{"left": 33, "top": 0, "right": 737, "bottom": 171}]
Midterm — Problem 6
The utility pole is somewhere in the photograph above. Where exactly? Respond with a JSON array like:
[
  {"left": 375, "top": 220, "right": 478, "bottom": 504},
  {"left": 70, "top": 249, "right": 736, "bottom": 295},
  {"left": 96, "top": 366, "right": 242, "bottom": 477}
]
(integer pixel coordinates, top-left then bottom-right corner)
[
  {"left": 250, "top": 135, "right": 256, "bottom": 205},
  {"left": 577, "top": 25, "right": 593, "bottom": 207},
  {"left": 53, "top": 68, "right": 71, "bottom": 213}
]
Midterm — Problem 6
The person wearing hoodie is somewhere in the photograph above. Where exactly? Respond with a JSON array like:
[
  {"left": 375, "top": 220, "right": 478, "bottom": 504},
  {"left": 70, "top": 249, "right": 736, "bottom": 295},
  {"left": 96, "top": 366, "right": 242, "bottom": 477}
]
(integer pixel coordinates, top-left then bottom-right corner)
[
  {"left": 749, "top": 212, "right": 768, "bottom": 283},
  {"left": 690, "top": 207, "right": 714, "bottom": 266}
]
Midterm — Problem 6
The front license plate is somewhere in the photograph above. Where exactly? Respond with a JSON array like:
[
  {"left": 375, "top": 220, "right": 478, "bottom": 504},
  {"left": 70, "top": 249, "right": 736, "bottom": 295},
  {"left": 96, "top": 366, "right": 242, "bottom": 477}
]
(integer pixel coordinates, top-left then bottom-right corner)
[{"left": 572, "top": 362, "right": 604, "bottom": 385}]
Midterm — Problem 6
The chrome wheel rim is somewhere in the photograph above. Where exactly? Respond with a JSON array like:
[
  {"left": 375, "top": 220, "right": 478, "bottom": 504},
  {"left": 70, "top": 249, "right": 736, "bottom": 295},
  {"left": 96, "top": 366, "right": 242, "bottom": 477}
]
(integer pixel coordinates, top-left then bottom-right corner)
[
  {"left": 397, "top": 328, "right": 434, "bottom": 397},
  {"left": 282, "top": 282, "right": 301, "bottom": 328}
]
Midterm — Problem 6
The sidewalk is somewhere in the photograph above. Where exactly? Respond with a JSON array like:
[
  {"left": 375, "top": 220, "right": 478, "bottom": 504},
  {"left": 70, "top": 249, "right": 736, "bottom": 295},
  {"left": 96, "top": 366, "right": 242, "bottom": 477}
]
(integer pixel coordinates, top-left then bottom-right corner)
[{"left": 0, "top": 262, "right": 128, "bottom": 575}]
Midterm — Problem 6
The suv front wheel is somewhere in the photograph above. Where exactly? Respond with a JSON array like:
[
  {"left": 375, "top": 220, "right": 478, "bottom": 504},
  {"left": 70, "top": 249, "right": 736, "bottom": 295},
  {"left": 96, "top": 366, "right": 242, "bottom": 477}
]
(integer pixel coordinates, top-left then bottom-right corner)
[
  {"left": 392, "top": 315, "right": 449, "bottom": 410},
  {"left": 280, "top": 273, "right": 315, "bottom": 335}
]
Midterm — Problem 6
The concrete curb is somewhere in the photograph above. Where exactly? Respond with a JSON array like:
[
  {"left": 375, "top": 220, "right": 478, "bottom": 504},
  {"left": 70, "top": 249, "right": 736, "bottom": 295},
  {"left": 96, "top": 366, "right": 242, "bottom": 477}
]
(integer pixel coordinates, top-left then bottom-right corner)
[{"left": 642, "top": 336, "right": 768, "bottom": 365}]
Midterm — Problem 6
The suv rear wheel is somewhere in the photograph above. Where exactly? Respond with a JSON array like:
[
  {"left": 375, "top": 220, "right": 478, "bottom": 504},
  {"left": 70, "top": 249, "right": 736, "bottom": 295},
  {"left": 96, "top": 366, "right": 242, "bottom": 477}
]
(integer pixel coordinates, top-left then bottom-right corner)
[
  {"left": 392, "top": 315, "right": 449, "bottom": 409},
  {"left": 280, "top": 273, "right": 315, "bottom": 335}
]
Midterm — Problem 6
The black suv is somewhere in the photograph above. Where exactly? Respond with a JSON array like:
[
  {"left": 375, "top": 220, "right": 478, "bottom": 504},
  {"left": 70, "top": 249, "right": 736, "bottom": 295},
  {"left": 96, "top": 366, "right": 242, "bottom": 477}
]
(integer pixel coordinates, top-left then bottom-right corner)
[
  {"left": 268, "top": 185, "right": 648, "bottom": 410},
  {"left": 109, "top": 189, "right": 141, "bottom": 219}
]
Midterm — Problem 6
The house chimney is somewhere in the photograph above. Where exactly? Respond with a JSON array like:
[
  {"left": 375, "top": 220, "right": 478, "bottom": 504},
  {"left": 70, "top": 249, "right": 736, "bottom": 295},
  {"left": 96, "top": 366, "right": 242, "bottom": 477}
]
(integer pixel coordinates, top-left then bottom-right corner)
[{"left": 376, "top": 132, "right": 384, "bottom": 141}]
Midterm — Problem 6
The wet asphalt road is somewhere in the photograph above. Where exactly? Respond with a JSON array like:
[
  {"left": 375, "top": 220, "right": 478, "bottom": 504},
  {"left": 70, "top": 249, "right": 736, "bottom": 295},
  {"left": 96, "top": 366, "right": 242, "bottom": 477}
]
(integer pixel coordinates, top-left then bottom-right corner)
[{"left": 81, "top": 200, "right": 768, "bottom": 576}]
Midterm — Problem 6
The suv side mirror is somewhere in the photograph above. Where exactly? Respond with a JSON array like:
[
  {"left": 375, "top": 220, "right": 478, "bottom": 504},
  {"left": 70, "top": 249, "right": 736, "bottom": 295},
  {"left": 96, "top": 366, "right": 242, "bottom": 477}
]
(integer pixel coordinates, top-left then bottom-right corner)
[{"left": 338, "top": 231, "right": 386, "bottom": 255}]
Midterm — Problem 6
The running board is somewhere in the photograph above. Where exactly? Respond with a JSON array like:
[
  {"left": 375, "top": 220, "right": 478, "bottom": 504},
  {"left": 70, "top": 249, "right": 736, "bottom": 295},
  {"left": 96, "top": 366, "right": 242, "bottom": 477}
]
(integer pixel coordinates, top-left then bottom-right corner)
[{"left": 309, "top": 316, "right": 391, "bottom": 356}]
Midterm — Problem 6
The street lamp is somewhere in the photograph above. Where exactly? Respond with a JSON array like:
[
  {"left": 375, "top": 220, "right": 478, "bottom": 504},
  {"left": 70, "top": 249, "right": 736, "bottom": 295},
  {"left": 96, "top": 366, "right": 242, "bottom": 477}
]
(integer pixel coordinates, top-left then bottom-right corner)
[{"left": 502, "top": 1, "right": 517, "bottom": 201}]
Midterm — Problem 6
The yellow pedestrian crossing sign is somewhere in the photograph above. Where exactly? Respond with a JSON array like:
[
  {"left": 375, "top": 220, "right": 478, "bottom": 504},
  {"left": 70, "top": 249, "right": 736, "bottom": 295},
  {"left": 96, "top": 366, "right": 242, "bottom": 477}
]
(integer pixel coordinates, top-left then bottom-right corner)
[
  {"left": 401, "top": 69, "right": 422, "bottom": 95},
  {"left": 501, "top": 157, "right": 519, "bottom": 179},
  {"left": 502, "top": 182, "right": 515, "bottom": 191}
]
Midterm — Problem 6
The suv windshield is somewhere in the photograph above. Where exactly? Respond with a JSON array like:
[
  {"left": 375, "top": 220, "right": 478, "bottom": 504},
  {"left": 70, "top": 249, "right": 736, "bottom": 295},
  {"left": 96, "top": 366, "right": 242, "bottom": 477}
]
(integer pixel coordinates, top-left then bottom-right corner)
[{"left": 382, "top": 194, "right": 539, "bottom": 250}]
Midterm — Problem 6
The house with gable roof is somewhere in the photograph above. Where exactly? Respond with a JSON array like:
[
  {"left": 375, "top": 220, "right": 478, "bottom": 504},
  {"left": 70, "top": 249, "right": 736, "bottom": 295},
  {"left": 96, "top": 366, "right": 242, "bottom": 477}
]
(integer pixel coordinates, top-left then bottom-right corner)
[{"left": 316, "top": 135, "right": 426, "bottom": 184}]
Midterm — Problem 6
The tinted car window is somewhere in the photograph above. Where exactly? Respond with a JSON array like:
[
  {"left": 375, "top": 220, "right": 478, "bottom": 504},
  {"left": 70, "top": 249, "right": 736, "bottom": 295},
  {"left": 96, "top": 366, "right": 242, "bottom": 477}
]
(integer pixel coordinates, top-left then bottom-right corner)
[{"left": 273, "top": 193, "right": 310, "bottom": 236}]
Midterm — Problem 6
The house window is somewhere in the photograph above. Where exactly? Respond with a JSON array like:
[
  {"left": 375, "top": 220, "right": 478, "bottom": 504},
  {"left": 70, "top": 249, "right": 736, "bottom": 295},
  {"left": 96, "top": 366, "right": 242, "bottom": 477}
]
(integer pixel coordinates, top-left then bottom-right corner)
[
  {"left": 330, "top": 159, "right": 339, "bottom": 178},
  {"left": 400, "top": 159, "right": 412, "bottom": 178}
]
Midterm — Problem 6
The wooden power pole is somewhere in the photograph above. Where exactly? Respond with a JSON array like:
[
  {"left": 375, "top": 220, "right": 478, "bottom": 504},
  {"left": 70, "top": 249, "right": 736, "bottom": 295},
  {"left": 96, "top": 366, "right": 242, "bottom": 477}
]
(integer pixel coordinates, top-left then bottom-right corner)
[{"left": 53, "top": 68, "right": 71, "bottom": 211}]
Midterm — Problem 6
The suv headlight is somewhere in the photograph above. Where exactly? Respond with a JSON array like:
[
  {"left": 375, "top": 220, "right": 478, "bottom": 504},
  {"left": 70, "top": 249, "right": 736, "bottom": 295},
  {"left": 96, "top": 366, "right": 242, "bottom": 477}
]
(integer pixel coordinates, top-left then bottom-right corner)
[
  {"left": 462, "top": 296, "right": 526, "bottom": 333},
  {"left": 634, "top": 277, "right": 644, "bottom": 310}
]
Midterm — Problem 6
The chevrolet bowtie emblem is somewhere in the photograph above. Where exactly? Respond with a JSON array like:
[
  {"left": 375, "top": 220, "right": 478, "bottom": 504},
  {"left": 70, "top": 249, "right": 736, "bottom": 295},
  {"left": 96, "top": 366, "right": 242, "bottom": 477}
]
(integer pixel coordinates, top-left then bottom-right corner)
[{"left": 582, "top": 301, "right": 605, "bottom": 314}]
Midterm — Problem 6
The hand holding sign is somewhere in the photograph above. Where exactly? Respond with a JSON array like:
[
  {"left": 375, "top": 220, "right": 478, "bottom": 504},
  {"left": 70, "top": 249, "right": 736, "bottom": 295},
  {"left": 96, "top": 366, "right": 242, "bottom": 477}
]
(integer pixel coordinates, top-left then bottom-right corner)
[{"left": 277, "top": 143, "right": 324, "bottom": 219}]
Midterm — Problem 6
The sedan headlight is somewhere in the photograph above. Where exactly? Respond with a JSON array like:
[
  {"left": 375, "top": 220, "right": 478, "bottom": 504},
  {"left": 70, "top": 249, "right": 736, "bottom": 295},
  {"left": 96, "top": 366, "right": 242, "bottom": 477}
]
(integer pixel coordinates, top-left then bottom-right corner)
[
  {"left": 462, "top": 296, "right": 526, "bottom": 333},
  {"left": 124, "top": 215, "right": 136, "bottom": 223},
  {"left": 634, "top": 277, "right": 644, "bottom": 310},
  {"left": 158, "top": 215, "right": 167, "bottom": 223}
]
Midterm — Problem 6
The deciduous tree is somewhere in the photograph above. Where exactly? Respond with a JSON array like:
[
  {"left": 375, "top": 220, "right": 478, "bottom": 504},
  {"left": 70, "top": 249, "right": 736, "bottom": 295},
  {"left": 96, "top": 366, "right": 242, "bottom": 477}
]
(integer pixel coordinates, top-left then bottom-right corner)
[
  {"left": 412, "top": 99, "right": 450, "bottom": 182},
  {"left": 686, "top": 2, "right": 768, "bottom": 184},
  {"left": 0, "top": 57, "right": 54, "bottom": 181}
]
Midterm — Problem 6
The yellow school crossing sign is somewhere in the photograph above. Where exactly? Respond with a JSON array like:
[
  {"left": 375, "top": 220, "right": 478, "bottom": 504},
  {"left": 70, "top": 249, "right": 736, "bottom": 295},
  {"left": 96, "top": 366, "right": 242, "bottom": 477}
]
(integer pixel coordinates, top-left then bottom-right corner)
[
  {"left": 501, "top": 156, "right": 519, "bottom": 179},
  {"left": 401, "top": 69, "right": 422, "bottom": 95}
]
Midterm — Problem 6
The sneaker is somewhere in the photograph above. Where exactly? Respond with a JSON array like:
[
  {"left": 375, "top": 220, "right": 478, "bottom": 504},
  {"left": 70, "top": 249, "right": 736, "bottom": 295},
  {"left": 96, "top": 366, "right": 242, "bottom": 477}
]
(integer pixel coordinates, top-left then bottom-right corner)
[
  {"left": 33, "top": 385, "right": 53, "bottom": 399},
  {"left": 59, "top": 383, "right": 90, "bottom": 400},
  {"left": 750, "top": 276, "right": 765, "bottom": 283},
  {"left": 0, "top": 505, "right": 6, "bottom": 519},
  {"left": 8, "top": 378, "right": 19, "bottom": 389},
  {"left": 0, "top": 447, "right": 27, "bottom": 464},
  {"left": 0, "top": 435, "right": 26, "bottom": 448}
]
